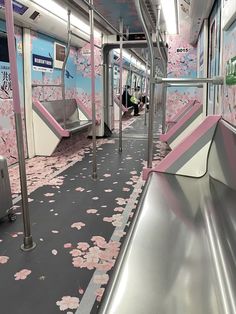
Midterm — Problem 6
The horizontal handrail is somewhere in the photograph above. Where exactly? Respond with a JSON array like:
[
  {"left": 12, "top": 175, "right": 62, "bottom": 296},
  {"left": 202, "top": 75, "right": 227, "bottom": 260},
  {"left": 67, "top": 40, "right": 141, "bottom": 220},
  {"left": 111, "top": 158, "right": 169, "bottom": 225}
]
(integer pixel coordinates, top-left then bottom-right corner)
[
  {"left": 166, "top": 83, "right": 203, "bottom": 88},
  {"left": 32, "top": 84, "right": 62, "bottom": 88},
  {"left": 156, "top": 76, "right": 224, "bottom": 85}
]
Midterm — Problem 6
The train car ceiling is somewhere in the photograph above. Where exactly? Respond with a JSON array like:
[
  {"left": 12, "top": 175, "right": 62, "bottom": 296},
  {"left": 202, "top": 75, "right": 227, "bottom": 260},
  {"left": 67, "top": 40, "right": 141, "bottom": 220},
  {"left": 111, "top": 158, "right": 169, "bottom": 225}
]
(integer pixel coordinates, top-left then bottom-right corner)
[{"left": 0, "top": 0, "right": 101, "bottom": 47}]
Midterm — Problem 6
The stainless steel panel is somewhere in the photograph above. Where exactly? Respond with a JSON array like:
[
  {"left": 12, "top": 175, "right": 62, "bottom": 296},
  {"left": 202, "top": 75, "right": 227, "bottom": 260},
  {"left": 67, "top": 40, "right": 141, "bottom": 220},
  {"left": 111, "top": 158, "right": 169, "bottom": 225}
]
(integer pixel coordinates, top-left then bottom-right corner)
[
  {"left": 42, "top": 99, "right": 78, "bottom": 123},
  {"left": 99, "top": 173, "right": 222, "bottom": 314},
  {"left": 208, "top": 120, "right": 236, "bottom": 190},
  {"left": 202, "top": 178, "right": 236, "bottom": 314},
  {"left": 0, "top": 156, "right": 12, "bottom": 218}
]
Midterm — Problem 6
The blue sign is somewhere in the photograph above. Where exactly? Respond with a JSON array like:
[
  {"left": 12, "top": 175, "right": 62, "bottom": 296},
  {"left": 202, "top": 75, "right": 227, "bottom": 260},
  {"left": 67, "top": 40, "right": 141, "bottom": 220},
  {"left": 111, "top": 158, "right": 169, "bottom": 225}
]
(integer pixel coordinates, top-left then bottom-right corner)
[
  {"left": 32, "top": 54, "right": 53, "bottom": 73},
  {"left": 0, "top": 0, "right": 29, "bottom": 15}
]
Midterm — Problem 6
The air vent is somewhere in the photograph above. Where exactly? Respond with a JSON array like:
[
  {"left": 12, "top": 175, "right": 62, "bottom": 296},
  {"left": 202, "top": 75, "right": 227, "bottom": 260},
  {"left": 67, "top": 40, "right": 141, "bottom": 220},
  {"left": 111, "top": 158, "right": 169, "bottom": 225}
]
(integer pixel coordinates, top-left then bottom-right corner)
[{"left": 29, "top": 11, "right": 40, "bottom": 20}]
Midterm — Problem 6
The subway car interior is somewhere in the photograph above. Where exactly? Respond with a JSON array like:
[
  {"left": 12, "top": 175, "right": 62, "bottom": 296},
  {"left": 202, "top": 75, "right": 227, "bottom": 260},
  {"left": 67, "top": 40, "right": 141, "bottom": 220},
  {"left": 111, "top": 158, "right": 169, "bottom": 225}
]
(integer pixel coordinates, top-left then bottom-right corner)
[{"left": 0, "top": 0, "right": 236, "bottom": 313}]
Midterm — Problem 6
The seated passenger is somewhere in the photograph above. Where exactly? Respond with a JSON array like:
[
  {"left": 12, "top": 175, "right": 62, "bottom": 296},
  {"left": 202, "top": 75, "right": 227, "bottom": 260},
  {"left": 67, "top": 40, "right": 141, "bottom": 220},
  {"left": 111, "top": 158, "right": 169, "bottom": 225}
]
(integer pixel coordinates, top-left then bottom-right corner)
[
  {"left": 131, "top": 88, "right": 140, "bottom": 116},
  {"left": 141, "top": 94, "right": 149, "bottom": 111},
  {"left": 122, "top": 85, "right": 133, "bottom": 109}
]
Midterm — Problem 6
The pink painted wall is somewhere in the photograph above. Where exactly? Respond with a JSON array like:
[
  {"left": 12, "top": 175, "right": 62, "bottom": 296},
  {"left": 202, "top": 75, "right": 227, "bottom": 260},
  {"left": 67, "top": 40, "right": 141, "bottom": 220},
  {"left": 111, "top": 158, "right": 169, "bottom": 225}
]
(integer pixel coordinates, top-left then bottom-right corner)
[
  {"left": 0, "top": 22, "right": 27, "bottom": 166},
  {"left": 166, "top": 15, "right": 202, "bottom": 120},
  {"left": 222, "top": 19, "right": 236, "bottom": 125}
]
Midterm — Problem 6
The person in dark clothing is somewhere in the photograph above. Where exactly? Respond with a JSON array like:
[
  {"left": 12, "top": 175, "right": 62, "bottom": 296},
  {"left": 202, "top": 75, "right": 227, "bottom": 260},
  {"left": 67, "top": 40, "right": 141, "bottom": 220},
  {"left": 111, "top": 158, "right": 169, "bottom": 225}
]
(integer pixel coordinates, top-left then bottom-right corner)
[
  {"left": 122, "top": 85, "right": 140, "bottom": 116},
  {"left": 141, "top": 95, "right": 149, "bottom": 111},
  {"left": 122, "top": 85, "right": 133, "bottom": 109},
  {"left": 131, "top": 87, "right": 140, "bottom": 116}
]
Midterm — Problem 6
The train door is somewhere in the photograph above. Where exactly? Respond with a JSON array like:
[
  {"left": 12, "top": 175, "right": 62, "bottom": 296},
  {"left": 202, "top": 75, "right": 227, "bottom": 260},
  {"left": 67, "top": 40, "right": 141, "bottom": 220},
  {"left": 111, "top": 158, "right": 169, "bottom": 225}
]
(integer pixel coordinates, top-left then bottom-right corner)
[
  {"left": 0, "top": 23, "right": 27, "bottom": 165},
  {"left": 208, "top": 0, "right": 221, "bottom": 114}
]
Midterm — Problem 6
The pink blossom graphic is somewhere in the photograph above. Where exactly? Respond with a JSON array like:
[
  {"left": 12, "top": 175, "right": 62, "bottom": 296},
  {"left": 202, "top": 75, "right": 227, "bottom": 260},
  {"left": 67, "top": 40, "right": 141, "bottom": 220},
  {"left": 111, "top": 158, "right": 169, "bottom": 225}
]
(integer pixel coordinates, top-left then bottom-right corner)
[
  {"left": 0, "top": 256, "right": 9, "bottom": 264},
  {"left": 14, "top": 269, "right": 32, "bottom": 280},
  {"left": 93, "top": 274, "right": 109, "bottom": 285},
  {"left": 72, "top": 257, "right": 84, "bottom": 268},
  {"left": 70, "top": 249, "right": 82, "bottom": 257},
  {"left": 44, "top": 193, "right": 55, "bottom": 197},
  {"left": 64, "top": 243, "right": 72, "bottom": 249},
  {"left": 56, "top": 296, "right": 80, "bottom": 311},
  {"left": 77, "top": 242, "right": 90, "bottom": 251},
  {"left": 95, "top": 288, "right": 105, "bottom": 302},
  {"left": 114, "top": 207, "right": 124, "bottom": 212},
  {"left": 86, "top": 209, "right": 98, "bottom": 214},
  {"left": 75, "top": 187, "right": 85, "bottom": 192},
  {"left": 71, "top": 222, "right": 85, "bottom": 231}
]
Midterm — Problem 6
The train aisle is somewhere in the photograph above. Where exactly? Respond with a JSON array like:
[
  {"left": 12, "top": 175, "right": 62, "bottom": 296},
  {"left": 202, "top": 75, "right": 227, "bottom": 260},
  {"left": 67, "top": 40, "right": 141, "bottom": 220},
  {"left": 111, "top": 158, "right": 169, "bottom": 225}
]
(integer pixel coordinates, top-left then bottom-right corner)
[{"left": 0, "top": 113, "right": 166, "bottom": 314}]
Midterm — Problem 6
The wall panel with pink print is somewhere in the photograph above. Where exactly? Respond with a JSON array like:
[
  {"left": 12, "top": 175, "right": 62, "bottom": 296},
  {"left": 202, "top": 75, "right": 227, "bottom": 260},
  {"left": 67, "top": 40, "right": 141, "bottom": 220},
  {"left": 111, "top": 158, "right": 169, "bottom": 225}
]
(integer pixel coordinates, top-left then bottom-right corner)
[
  {"left": 222, "top": 19, "right": 236, "bottom": 125},
  {"left": 166, "top": 5, "right": 202, "bottom": 121},
  {"left": 31, "top": 32, "right": 103, "bottom": 129},
  {"left": 0, "top": 19, "right": 27, "bottom": 166}
]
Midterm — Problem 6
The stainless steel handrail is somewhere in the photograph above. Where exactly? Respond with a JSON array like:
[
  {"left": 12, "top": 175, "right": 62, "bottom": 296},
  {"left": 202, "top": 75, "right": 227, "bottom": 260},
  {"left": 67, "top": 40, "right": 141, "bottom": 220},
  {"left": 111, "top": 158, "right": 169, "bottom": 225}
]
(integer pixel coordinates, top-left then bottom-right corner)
[
  {"left": 32, "top": 84, "right": 62, "bottom": 88},
  {"left": 61, "top": 10, "right": 72, "bottom": 129},
  {"left": 159, "top": 76, "right": 223, "bottom": 133},
  {"left": 119, "top": 19, "right": 123, "bottom": 153},
  {"left": 89, "top": 0, "right": 98, "bottom": 179},
  {"left": 5, "top": 0, "right": 36, "bottom": 252},
  {"left": 156, "top": 77, "right": 224, "bottom": 85},
  {"left": 166, "top": 83, "right": 204, "bottom": 88},
  {"left": 135, "top": 0, "right": 155, "bottom": 169}
]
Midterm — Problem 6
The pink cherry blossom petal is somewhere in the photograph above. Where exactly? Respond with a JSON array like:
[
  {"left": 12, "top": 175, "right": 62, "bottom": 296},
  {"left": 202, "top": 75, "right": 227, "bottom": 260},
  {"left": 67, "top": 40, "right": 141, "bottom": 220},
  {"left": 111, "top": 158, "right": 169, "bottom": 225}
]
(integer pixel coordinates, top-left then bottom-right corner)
[
  {"left": 64, "top": 243, "right": 72, "bottom": 249},
  {"left": 44, "top": 193, "right": 55, "bottom": 197},
  {"left": 75, "top": 187, "right": 85, "bottom": 192},
  {"left": 0, "top": 256, "right": 9, "bottom": 264},
  {"left": 71, "top": 222, "right": 85, "bottom": 231},
  {"left": 86, "top": 209, "right": 98, "bottom": 214},
  {"left": 56, "top": 296, "right": 80, "bottom": 311},
  {"left": 14, "top": 269, "right": 31, "bottom": 280}
]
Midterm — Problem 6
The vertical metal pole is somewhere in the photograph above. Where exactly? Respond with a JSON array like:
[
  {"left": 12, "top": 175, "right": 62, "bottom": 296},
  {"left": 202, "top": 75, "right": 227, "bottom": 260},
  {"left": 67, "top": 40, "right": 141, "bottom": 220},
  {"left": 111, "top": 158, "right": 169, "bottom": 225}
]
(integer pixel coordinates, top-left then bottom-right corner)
[
  {"left": 144, "top": 51, "right": 148, "bottom": 126},
  {"left": 42, "top": 72, "right": 45, "bottom": 101},
  {"left": 155, "top": 5, "right": 168, "bottom": 133},
  {"left": 103, "top": 48, "right": 109, "bottom": 125},
  {"left": 125, "top": 27, "right": 129, "bottom": 109},
  {"left": 89, "top": 0, "right": 97, "bottom": 179},
  {"left": 5, "top": 0, "right": 36, "bottom": 251},
  {"left": 135, "top": 0, "right": 155, "bottom": 168},
  {"left": 119, "top": 19, "right": 123, "bottom": 153},
  {"left": 61, "top": 9, "right": 72, "bottom": 129},
  {"left": 129, "top": 55, "right": 132, "bottom": 86},
  {"left": 162, "top": 85, "right": 167, "bottom": 134}
]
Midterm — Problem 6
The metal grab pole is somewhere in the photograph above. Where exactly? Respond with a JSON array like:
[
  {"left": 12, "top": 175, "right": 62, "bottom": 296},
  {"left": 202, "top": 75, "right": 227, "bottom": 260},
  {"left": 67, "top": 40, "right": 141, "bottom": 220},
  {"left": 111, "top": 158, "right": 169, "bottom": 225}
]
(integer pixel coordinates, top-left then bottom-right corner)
[
  {"left": 119, "top": 19, "right": 123, "bottom": 153},
  {"left": 144, "top": 51, "right": 148, "bottom": 126},
  {"left": 125, "top": 27, "right": 129, "bottom": 109},
  {"left": 61, "top": 9, "right": 72, "bottom": 129},
  {"left": 135, "top": 0, "right": 155, "bottom": 168},
  {"left": 156, "top": 77, "right": 224, "bottom": 85},
  {"left": 5, "top": 0, "right": 36, "bottom": 251},
  {"left": 89, "top": 0, "right": 97, "bottom": 179},
  {"left": 162, "top": 85, "right": 167, "bottom": 134},
  {"left": 155, "top": 4, "right": 168, "bottom": 132},
  {"left": 166, "top": 83, "right": 204, "bottom": 88}
]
